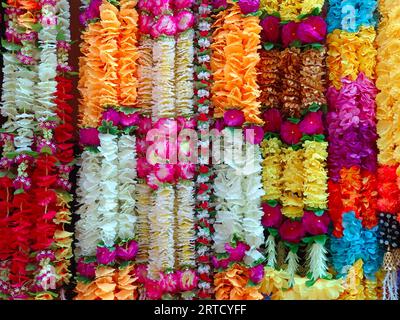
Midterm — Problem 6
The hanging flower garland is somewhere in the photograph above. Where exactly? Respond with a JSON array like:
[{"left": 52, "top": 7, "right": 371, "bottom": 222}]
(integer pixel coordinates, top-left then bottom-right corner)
[{"left": 375, "top": 0, "right": 400, "bottom": 300}]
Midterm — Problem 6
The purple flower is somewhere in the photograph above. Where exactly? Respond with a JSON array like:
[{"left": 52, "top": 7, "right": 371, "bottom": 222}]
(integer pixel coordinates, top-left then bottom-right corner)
[
  {"left": 96, "top": 246, "right": 116, "bottom": 265},
  {"left": 244, "top": 125, "right": 264, "bottom": 144},
  {"left": 280, "top": 121, "right": 302, "bottom": 145},
  {"left": 263, "top": 108, "right": 282, "bottom": 133},
  {"left": 212, "top": 0, "right": 227, "bottom": 10},
  {"left": 214, "top": 118, "right": 225, "bottom": 132},
  {"left": 279, "top": 219, "right": 305, "bottom": 243},
  {"left": 116, "top": 240, "right": 139, "bottom": 261},
  {"left": 102, "top": 109, "right": 120, "bottom": 126},
  {"left": 120, "top": 112, "right": 140, "bottom": 127},
  {"left": 262, "top": 203, "right": 283, "bottom": 228},
  {"left": 260, "top": 16, "right": 281, "bottom": 43},
  {"left": 299, "top": 111, "right": 324, "bottom": 135},
  {"left": 302, "top": 211, "right": 330, "bottom": 236},
  {"left": 79, "top": 128, "right": 100, "bottom": 146},
  {"left": 224, "top": 109, "right": 245, "bottom": 127},
  {"left": 238, "top": 0, "right": 260, "bottom": 14},
  {"left": 282, "top": 21, "right": 298, "bottom": 47},
  {"left": 225, "top": 242, "right": 249, "bottom": 262},
  {"left": 297, "top": 16, "right": 326, "bottom": 44},
  {"left": 249, "top": 264, "right": 264, "bottom": 283},
  {"left": 76, "top": 258, "right": 96, "bottom": 279}
]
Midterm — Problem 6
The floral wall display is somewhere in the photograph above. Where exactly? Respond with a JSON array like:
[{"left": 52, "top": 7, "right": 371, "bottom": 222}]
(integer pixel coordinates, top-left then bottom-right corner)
[{"left": 1, "top": 0, "right": 400, "bottom": 301}]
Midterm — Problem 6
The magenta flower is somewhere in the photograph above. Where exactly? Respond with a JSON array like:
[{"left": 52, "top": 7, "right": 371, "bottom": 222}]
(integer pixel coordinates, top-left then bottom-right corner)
[
  {"left": 238, "top": 0, "right": 260, "bottom": 14},
  {"left": 177, "top": 269, "right": 199, "bottom": 291},
  {"left": 214, "top": 118, "right": 225, "bottom": 132},
  {"left": 151, "top": 15, "right": 177, "bottom": 38},
  {"left": 212, "top": 256, "right": 230, "bottom": 269},
  {"left": 150, "top": 0, "right": 172, "bottom": 16},
  {"left": 175, "top": 163, "right": 196, "bottom": 180},
  {"left": 145, "top": 278, "right": 163, "bottom": 299},
  {"left": 302, "top": 211, "right": 330, "bottom": 236},
  {"left": 249, "top": 264, "right": 264, "bottom": 283},
  {"left": 76, "top": 258, "right": 96, "bottom": 278},
  {"left": 146, "top": 172, "right": 160, "bottom": 190},
  {"left": 102, "top": 109, "right": 120, "bottom": 126},
  {"left": 154, "top": 163, "right": 176, "bottom": 183},
  {"left": 262, "top": 203, "right": 283, "bottom": 228},
  {"left": 280, "top": 121, "right": 302, "bottom": 145},
  {"left": 137, "top": 157, "right": 152, "bottom": 179},
  {"left": 136, "top": 138, "right": 147, "bottom": 154},
  {"left": 224, "top": 109, "right": 245, "bottom": 127},
  {"left": 134, "top": 264, "right": 148, "bottom": 283},
  {"left": 263, "top": 108, "right": 282, "bottom": 133},
  {"left": 79, "top": 128, "right": 100, "bottom": 146},
  {"left": 173, "top": 0, "right": 194, "bottom": 9},
  {"left": 212, "top": 0, "right": 227, "bottom": 10},
  {"left": 225, "top": 242, "right": 249, "bottom": 262},
  {"left": 139, "top": 14, "right": 154, "bottom": 35},
  {"left": 96, "top": 246, "right": 116, "bottom": 265},
  {"left": 138, "top": 116, "right": 152, "bottom": 135},
  {"left": 282, "top": 21, "right": 299, "bottom": 47},
  {"left": 159, "top": 272, "right": 179, "bottom": 294},
  {"left": 279, "top": 219, "right": 306, "bottom": 243},
  {"left": 138, "top": 0, "right": 153, "bottom": 12},
  {"left": 260, "top": 16, "right": 281, "bottom": 43},
  {"left": 177, "top": 116, "right": 196, "bottom": 131},
  {"left": 116, "top": 240, "right": 139, "bottom": 261},
  {"left": 175, "top": 10, "right": 195, "bottom": 32},
  {"left": 154, "top": 118, "right": 178, "bottom": 136},
  {"left": 244, "top": 125, "right": 264, "bottom": 144},
  {"left": 299, "top": 111, "right": 324, "bottom": 135},
  {"left": 297, "top": 16, "right": 327, "bottom": 44},
  {"left": 120, "top": 112, "right": 140, "bottom": 127}
]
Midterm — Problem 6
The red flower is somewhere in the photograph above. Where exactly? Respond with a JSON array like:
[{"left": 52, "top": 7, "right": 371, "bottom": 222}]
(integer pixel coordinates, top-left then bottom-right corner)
[
  {"left": 282, "top": 21, "right": 298, "bottom": 47},
  {"left": 260, "top": 16, "right": 281, "bottom": 43},
  {"left": 296, "top": 16, "right": 326, "bottom": 44},
  {"left": 280, "top": 121, "right": 302, "bottom": 145},
  {"left": 263, "top": 108, "right": 282, "bottom": 133},
  {"left": 279, "top": 219, "right": 305, "bottom": 243},
  {"left": 302, "top": 211, "right": 330, "bottom": 236},
  {"left": 299, "top": 111, "right": 324, "bottom": 135},
  {"left": 262, "top": 203, "right": 283, "bottom": 228},
  {"left": 199, "top": 165, "right": 209, "bottom": 174}
]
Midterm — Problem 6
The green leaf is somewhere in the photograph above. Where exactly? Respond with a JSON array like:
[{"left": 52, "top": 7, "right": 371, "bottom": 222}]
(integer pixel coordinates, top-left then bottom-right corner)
[
  {"left": 285, "top": 242, "right": 299, "bottom": 254},
  {"left": 245, "top": 10, "right": 263, "bottom": 17},
  {"left": 2, "top": 2, "right": 8, "bottom": 8},
  {"left": 86, "top": 146, "right": 100, "bottom": 153},
  {"left": 271, "top": 11, "right": 281, "bottom": 18},
  {"left": 302, "top": 236, "right": 314, "bottom": 244},
  {"left": 67, "top": 71, "right": 79, "bottom": 76},
  {"left": 247, "top": 280, "right": 259, "bottom": 287},
  {"left": 311, "top": 43, "right": 324, "bottom": 50},
  {"left": 1, "top": 39, "right": 22, "bottom": 51},
  {"left": 290, "top": 143, "right": 302, "bottom": 151},
  {"left": 305, "top": 278, "right": 317, "bottom": 287},
  {"left": 14, "top": 188, "right": 25, "bottom": 195},
  {"left": 262, "top": 42, "right": 275, "bottom": 51},
  {"left": 0, "top": 171, "right": 7, "bottom": 178},
  {"left": 266, "top": 199, "right": 278, "bottom": 207},
  {"left": 314, "top": 209, "right": 325, "bottom": 217},
  {"left": 297, "top": 13, "right": 309, "bottom": 20},
  {"left": 31, "top": 23, "right": 43, "bottom": 32},
  {"left": 314, "top": 234, "right": 328, "bottom": 246},
  {"left": 287, "top": 117, "right": 300, "bottom": 124},
  {"left": 84, "top": 256, "right": 97, "bottom": 263},
  {"left": 280, "top": 20, "right": 291, "bottom": 25},
  {"left": 311, "top": 7, "right": 321, "bottom": 16},
  {"left": 56, "top": 31, "right": 66, "bottom": 41},
  {"left": 264, "top": 132, "right": 280, "bottom": 140},
  {"left": 267, "top": 228, "right": 279, "bottom": 237},
  {"left": 119, "top": 107, "right": 137, "bottom": 115},
  {"left": 290, "top": 40, "right": 302, "bottom": 48},
  {"left": 25, "top": 263, "right": 36, "bottom": 271},
  {"left": 308, "top": 104, "right": 321, "bottom": 112},
  {"left": 40, "top": 146, "right": 53, "bottom": 155},
  {"left": 76, "top": 275, "right": 93, "bottom": 284}
]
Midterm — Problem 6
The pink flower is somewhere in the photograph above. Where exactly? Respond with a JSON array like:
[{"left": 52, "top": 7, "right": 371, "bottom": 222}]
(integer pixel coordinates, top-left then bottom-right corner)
[
  {"left": 151, "top": 15, "right": 177, "bottom": 38},
  {"left": 244, "top": 125, "right": 264, "bottom": 144},
  {"left": 262, "top": 203, "right": 283, "bottom": 228},
  {"left": 134, "top": 264, "right": 148, "bottom": 283},
  {"left": 175, "top": 163, "right": 196, "bottom": 180},
  {"left": 279, "top": 219, "right": 305, "bottom": 243},
  {"left": 214, "top": 118, "right": 225, "bottom": 132},
  {"left": 238, "top": 0, "right": 260, "bottom": 14},
  {"left": 79, "top": 128, "right": 100, "bottom": 146},
  {"left": 146, "top": 172, "right": 160, "bottom": 190},
  {"left": 249, "top": 264, "right": 264, "bottom": 283},
  {"left": 102, "top": 109, "right": 120, "bottom": 126},
  {"left": 159, "top": 272, "right": 179, "bottom": 294},
  {"left": 299, "top": 111, "right": 324, "bottom": 135},
  {"left": 154, "top": 163, "right": 176, "bottom": 183},
  {"left": 260, "top": 16, "right": 281, "bottom": 43},
  {"left": 96, "top": 246, "right": 116, "bottom": 265},
  {"left": 177, "top": 116, "right": 196, "bottom": 131},
  {"left": 76, "top": 258, "right": 96, "bottom": 278},
  {"left": 211, "top": 256, "right": 230, "bottom": 269},
  {"left": 173, "top": 0, "right": 194, "bottom": 9},
  {"left": 154, "top": 118, "right": 178, "bottom": 136},
  {"left": 138, "top": 0, "right": 153, "bottom": 12},
  {"left": 175, "top": 11, "right": 195, "bottom": 32},
  {"left": 224, "top": 109, "right": 245, "bottom": 127},
  {"left": 212, "top": 0, "right": 227, "bottom": 10},
  {"left": 150, "top": 0, "right": 172, "bottom": 16},
  {"left": 154, "top": 138, "right": 178, "bottom": 162},
  {"left": 145, "top": 278, "right": 163, "bottom": 299},
  {"left": 177, "top": 270, "right": 198, "bottom": 291},
  {"left": 225, "top": 242, "right": 249, "bottom": 262},
  {"left": 138, "top": 116, "right": 152, "bottom": 135},
  {"left": 137, "top": 157, "right": 152, "bottom": 179},
  {"left": 119, "top": 112, "right": 140, "bottom": 127},
  {"left": 136, "top": 138, "right": 147, "bottom": 155},
  {"left": 302, "top": 211, "right": 330, "bottom": 236},
  {"left": 263, "top": 108, "right": 282, "bottom": 133},
  {"left": 139, "top": 14, "right": 154, "bottom": 35},
  {"left": 282, "top": 21, "right": 299, "bottom": 47},
  {"left": 297, "top": 16, "right": 326, "bottom": 44},
  {"left": 116, "top": 240, "right": 138, "bottom": 261},
  {"left": 280, "top": 121, "right": 302, "bottom": 145}
]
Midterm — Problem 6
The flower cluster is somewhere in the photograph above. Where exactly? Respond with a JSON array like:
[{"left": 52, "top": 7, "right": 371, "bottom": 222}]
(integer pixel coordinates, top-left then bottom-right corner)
[{"left": 260, "top": 0, "right": 324, "bottom": 21}]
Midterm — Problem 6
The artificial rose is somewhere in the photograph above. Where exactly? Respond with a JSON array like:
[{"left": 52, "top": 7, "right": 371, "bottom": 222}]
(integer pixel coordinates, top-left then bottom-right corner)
[
  {"left": 260, "top": 16, "right": 281, "bottom": 43},
  {"left": 138, "top": 116, "right": 152, "bottom": 135},
  {"left": 134, "top": 264, "right": 148, "bottom": 283},
  {"left": 214, "top": 118, "right": 225, "bottom": 132},
  {"left": 138, "top": 14, "right": 154, "bottom": 35},
  {"left": 119, "top": 112, "right": 140, "bottom": 127},
  {"left": 223, "top": 109, "right": 245, "bottom": 127},
  {"left": 244, "top": 125, "right": 264, "bottom": 144},
  {"left": 238, "top": 0, "right": 259, "bottom": 14},
  {"left": 302, "top": 211, "right": 330, "bottom": 236},
  {"left": 150, "top": 0, "right": 172, "bottom": 16},
  {"left": 116, "top": 240, "right": 139, "bottom": 261},
  {"left": 79, "top": 128, "right": 100, "bottom": 146},
  {"left": 279, "top": 219, "right": 305, "bottom": 243},
  {"left": 173, "top": 0, "right": 194, "bottom": 9},
  {"left": 175, "top": 163, "right": 196, "bottom": 180},
  {"left": 154, "top": 118, "right": 178, "bottom": 136},
  {"left": 138, "top": 0, "right": 153, "bottom": 12},
  {"left": 102, "top": 109, "right": 120, "bottom": 126},
  {"left": 137, "top": 157, "right": 152, "bottom": 179},
  {"left": 280, "top": 121, "right": 302, "bottom": 145},
  {"left": 262, "top": 108, "right": 282, "bottom": 133},
  {"left": 145, "top": 278, "right": 163, "bottom": 299},
  {"left": 299, "top": 111, "right": 324, "bottom": 135},
  {"left": 96, "top": 246, "right": 116, "bottom": 265},
  {"left": 159, "top": 272, "right": 179, "bottom": 294},
  {"left": 175, "top": 10, "right": 195, "bottom": 32},
  {"left": 136, "top": 138, "right": 147, "bottom": 154},
  {"left": 282, "top": 21, "right": 298, "bottom": 47},
  {"left": 154, "top": 163, "right": 176, "bottom": 183},
  {"left": 297, "top": 16, "right": 326, "bottom": 44},
  {"left": 151, "top": 15, "right": 177, "bottom": 37},
  {"left": 261, "top": 203, "right": 283, "bottom": 228}
]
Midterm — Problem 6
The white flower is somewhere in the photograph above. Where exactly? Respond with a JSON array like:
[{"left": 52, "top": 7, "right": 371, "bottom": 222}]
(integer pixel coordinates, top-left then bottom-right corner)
[
  {"left": 197, "top": 71, "right": 210, "bottom": 80},
  {"left": 199, "top": 21, "right": 211, "bottom": 31},
  {"left": 197, "top": 89, "right": 209, "bottom": 98}
]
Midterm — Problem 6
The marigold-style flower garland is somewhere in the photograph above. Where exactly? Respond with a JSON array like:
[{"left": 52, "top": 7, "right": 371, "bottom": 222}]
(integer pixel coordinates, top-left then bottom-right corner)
[
  {"left": 211, "top": 1, "right": 265, "bottom": 300},
  {"left": 75, "top": 0, "right": 141, "bottom": 300},
  {"left": 326, "top": 0, "right": 383, "bottom": 299},
  {"left": 375, "top": 0, "right": 400, "bottom": 300}
]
